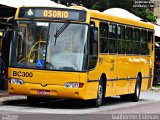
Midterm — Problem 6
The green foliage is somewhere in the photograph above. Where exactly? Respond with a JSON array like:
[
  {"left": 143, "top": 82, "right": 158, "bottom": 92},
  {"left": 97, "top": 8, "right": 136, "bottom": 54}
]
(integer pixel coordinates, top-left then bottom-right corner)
[
  {"left": 108, "top": 0, "right": 134, "bottom": 11},
  {"left": 59, "top": 0, "right": 96, "bottom": 8},
  {"left": 130, "top": 5, "right": 157, "bottom": 22},
  {"left": 146, "top": 10, "right": 158, "bottom": 22},
  {"left": 58, "top": 0, "right": 157, "bottom": 22},
  {"left": 91, "top": 0, "right": 109, "bottom": 12}
]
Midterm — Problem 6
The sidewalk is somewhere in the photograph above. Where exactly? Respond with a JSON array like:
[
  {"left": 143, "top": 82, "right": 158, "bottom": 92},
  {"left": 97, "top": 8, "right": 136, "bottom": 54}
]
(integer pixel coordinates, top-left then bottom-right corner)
[
  {"left": 152, "top": 86, "right": 160, "bottom": 92},
  {"left": 0, "top": 90, "right": 9, "bottom": 97}
]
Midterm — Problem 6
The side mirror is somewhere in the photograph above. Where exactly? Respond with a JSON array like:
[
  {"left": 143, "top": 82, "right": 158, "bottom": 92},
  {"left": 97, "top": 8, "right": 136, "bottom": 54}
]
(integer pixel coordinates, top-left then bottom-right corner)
[
  {"left": 7, "top": 17, "right": 14, "bottom": 24},
  {"left": 3, "top": 27, "right": 10, "bottom": 39}
]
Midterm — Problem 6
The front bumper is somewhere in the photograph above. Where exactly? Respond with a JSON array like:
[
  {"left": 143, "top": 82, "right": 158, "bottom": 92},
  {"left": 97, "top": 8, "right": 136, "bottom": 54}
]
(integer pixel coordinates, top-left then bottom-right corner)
[{"left": 8, "top": 83, "right": 88, "bottom": 99}]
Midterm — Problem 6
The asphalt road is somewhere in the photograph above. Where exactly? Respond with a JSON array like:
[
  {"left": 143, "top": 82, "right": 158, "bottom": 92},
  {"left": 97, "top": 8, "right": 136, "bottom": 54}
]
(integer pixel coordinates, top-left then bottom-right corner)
[{"left": 0, "top": 91, "right": 160, "bottom": 120}]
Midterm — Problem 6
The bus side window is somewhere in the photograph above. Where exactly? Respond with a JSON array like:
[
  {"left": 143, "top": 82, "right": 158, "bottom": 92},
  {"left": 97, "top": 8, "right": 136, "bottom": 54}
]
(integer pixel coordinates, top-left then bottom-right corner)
[
  {"left": 89, "top": 24, "right": 98, "bottom": 70},
  {"left": 141, "top": 30, "right": 147, "bottom": 55},
  {"left": 133, "top": 28, "right": 140, "bottom": 55},
  {"left": 147, "top": 31, "right": 153, "bottom": 55},
  {"left": 100, "top": 22, "right": 108, "bottom": 53},
  {"left": 109, "top": 24, "right": 117, "bottom": 54},
  {"left": 126, "top": 27, "right": 133, "bottom": 54},
  {"left": 118, "top": 25, "right": 125, "bottom": 54}
]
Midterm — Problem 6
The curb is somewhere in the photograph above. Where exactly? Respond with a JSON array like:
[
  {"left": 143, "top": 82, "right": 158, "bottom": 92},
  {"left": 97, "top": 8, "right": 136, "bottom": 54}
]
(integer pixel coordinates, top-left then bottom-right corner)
[
  {"left": 151, "top": 87, "right": 160, "bottom": 92},
  {"left": 0, "top": 91, "right": 9, "bottom": 98},
  {"left": 0, "top": 95, "right": 26, "bottom": 105}
]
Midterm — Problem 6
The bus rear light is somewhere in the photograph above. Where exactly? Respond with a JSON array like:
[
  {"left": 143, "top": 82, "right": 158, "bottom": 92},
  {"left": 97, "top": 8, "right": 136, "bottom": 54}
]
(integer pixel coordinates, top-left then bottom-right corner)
[
  {"left": 64, "top": 82, "right": 84, "bottom": 88},
  {"left": 10, "top": 78, "right": 24, "bottom": 85}
]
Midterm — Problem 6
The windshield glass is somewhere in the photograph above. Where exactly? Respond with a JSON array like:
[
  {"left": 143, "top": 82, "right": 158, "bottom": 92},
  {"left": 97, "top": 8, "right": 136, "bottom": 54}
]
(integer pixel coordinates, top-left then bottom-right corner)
[{"left": 10, "top": 21, "right": 88, "bottom": 71}]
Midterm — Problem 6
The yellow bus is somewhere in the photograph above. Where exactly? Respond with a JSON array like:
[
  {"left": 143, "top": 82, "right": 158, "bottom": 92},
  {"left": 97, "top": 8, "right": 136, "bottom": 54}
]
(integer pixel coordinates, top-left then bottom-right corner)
[{"left": 8, "top": 6, "right": 154, "bottom": 107}]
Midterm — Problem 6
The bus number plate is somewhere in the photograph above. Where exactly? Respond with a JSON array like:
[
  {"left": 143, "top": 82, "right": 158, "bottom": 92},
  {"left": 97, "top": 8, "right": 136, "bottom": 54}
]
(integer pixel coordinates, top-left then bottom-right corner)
[{"left": 37, "top": 90, "right": 50, "bottom": 95}]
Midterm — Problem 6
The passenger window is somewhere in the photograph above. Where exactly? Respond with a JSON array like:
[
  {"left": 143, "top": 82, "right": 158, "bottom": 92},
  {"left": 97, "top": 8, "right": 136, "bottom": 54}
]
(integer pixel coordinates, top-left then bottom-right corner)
[
  {"left": 147, "top": 31, "right": 153, "bottom": 55},
  {"left": 126, "top": 27, "right": 133, "bottom": 54},
  {"left": 100, "top": 22, "right": 108, "bottom": 53},
  {"left": 109, "top": 24, "right": 117, "bottom": 53},
  {"left": 133, "top": 28, "right": 140, "bottom": 55},
  {"left": 141, "top": 30, "right": 147, "bottom": 55},
  {"left": 118, "top": 25, "right": 125, "bottom": 54}
]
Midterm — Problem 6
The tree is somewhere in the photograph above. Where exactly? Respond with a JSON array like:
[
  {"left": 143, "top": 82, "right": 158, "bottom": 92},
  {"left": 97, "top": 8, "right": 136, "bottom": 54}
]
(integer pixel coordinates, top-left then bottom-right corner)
[
  {"left": 57, "top": 0, "right": 157, "bottom": 22},
  {"left": 57, "top": 0, "right": 96, "bottom": 8},
  {"left": 105, "top": 0, "right": 157, "bottom": 22},
  {"left": 91, "top": 0, "right": 109, "bottom": 12},
  {"left": 108, "top": 0, "right": 134, "bottom": 11}
]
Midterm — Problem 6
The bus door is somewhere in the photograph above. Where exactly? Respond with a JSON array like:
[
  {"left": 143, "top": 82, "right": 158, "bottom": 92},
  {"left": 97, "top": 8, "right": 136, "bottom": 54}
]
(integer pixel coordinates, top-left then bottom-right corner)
[
  {"left": 99, "top": 22, "right": 117, "bottom": 96},
  {"left": 87, "top": 20, "right": 100, "bottom": 98}
]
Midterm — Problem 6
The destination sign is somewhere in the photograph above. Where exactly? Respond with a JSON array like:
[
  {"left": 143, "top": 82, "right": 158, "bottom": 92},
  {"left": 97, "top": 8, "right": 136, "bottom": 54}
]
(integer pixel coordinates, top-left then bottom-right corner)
[{"left": 18, "top": 7, "right": 86, "bottom": 22}]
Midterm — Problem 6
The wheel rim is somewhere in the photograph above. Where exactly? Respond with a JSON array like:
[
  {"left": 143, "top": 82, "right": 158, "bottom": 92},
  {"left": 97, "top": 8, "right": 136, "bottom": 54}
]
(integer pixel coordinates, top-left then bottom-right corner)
[
  {"left": 136, "top": 76, "right": 141, "bottom": 98},
  {"left": 136, "top": 83, "right": 140, "bottom": 97},
  {"left": 97, "top": 84, "right": 103, "bottom": 105}
]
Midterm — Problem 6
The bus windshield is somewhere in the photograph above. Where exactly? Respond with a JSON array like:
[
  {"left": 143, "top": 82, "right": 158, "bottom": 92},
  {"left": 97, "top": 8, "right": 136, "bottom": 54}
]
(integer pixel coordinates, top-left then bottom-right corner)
[{"left": 10, "top": 21, "right": 88, "bottom": 71}]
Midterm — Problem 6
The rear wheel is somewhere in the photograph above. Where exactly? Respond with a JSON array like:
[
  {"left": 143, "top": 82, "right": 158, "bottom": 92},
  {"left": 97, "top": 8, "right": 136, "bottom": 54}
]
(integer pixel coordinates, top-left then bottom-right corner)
[
  {"left": 120, "top": 75, "right": 141, "bottom": 102},
  {"left": 129, "top": 75, "right": 141, "bottom": 102}
]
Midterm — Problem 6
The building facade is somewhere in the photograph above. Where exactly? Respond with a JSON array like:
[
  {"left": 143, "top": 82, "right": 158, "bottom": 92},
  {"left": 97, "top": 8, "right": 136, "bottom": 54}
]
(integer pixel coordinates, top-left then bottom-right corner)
[{"left": 153, "top": 0, "right": 160, "bottom": 24}]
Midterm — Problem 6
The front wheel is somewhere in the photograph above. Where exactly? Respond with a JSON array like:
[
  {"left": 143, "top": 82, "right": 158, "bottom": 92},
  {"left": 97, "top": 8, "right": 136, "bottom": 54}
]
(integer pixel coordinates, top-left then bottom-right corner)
[{"left": 92, "top": 79, "right": 104, "bottom": 107}]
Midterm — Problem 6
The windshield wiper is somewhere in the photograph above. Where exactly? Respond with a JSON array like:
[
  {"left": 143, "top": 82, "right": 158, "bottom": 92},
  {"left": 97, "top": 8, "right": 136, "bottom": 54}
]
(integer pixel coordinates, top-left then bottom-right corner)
[{"left": 54, "top": 21, "right": 70, "bottom": 46}]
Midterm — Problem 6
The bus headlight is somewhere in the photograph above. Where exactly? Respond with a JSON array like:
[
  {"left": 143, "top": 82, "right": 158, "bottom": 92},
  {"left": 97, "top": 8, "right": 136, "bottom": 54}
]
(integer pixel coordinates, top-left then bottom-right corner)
[
  {"left": 10, "top": 78, "right": 24, "bottom": 85},
  {"left": 64, "top": 82, "right": 84, "bottom": 88}
]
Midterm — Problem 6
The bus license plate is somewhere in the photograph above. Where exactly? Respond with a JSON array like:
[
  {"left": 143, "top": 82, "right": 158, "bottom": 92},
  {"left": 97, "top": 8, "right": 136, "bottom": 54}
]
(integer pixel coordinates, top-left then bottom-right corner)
[{"left": 37, "top": 90, "right": 50, "bottom": 95}]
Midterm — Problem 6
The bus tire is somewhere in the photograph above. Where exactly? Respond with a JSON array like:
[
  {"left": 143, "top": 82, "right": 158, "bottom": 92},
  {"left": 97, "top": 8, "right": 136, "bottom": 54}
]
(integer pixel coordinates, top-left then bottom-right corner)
[
  {"left": 27, "top": 96, "right": 40, "bottom": 106},
  {"left": 120, "top": 75, "right": 141, "bottom": 102},
  {"left": 92, "top": 79, "right": 104, "bottom": 107},
  {"left": 129, "top": 75, "right": 141, "bottom": 102}
]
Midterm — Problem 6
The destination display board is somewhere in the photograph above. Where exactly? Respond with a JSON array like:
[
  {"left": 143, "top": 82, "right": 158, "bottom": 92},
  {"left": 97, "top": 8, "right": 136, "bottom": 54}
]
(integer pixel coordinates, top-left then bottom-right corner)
[{"left": 18, "top": 7, "right": 86, "bottom": 22}]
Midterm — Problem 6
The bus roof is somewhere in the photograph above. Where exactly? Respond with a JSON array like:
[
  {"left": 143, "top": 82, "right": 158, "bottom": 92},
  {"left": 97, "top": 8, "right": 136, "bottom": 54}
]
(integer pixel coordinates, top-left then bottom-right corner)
[{"left": 71, "top": 6, "right": 154, "bottom": 30}]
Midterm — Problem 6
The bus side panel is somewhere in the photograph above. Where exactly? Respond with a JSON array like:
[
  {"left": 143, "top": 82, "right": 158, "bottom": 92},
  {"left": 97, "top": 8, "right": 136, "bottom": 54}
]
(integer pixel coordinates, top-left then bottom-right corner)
[
  {"left": 140, "top": 56, "right": 150, "bottom": 91},
  {"left": 80, "top": 73, "right": 99, "bottom": 100},
  {"left": 116, "top": 56, "right": 132, "bottom": 95},
  {"left": 87, "top": 61, "right": 102, "bottom": 99},
  {"left": 85, "top": 82, "right": 99, "bottom": 99}
]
